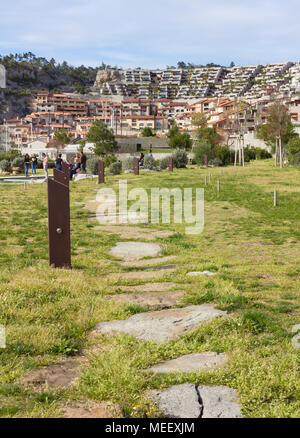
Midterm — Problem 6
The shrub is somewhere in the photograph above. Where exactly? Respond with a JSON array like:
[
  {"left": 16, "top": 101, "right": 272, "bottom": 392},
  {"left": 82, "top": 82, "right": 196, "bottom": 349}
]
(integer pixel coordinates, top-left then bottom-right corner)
[
  {"left": 109, "top": 161, "right": 122, "bottom": 175},
  {"left": 104, "top": 154, "right": 117, "bottom": 168},
  {"left": 172, "top": 149, "right": 188, "bottom": 168},
  {"left": 48, "top": 159, "right": 56, "bottom": 169},
  {"left": 194, "top": 141, "right": 212, "bottom": 165},
  {"left": 208, "top": 157, "right": 223, "bottom": 167},
  {"left": 11, "top": 156, "right": 24, "bottom": 170},
  {"left": 86, "top": 158, "right": 99, "bottom": 175},
  {"left": 290, "top": 151, "right": 300, "bottom": 166},
  {"left": 122, "top": 157, "right": 134, "bottom": 171},
  {"left": 159, "top": 156, "right": 170, "bottom": 169},
  {"left": 143, "top": 155, "right": 157, "bottom": 170},
  {"left": 0, "top": 159, "right": 10, "bottom": 172},
  {"left": 212, "top": 145, "right": 230, "bottom": 165},
  {"left": 0, "top": 150, "right": 21, "bottom": 162},
  {"left": 254, "top": 147, "right": 272, "bottom": 160}
]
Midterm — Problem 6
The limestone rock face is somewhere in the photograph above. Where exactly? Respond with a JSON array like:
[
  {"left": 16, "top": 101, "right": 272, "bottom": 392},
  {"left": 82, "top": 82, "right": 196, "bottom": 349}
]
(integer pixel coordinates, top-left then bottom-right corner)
[{"left": 95, "top": 69, "right": 121, "bottom": 85}]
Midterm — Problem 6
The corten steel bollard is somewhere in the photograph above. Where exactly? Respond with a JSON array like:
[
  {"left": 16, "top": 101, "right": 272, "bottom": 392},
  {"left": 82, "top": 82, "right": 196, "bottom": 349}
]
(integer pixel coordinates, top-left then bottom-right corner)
[
  {"left": 47, "top": 163, "right": 71, "bottom": 269},
  {"left": 204, "top": 154, "right": 208, "bottom": 167},
  {"left": 133, "top": 157, "right": 139, "bottom": 175},
  {"left": 168, "top": 157, "right": 173, "bottom": 172},
  {"left": 98, "top": 159, "right": 105, "bottom": 184}
]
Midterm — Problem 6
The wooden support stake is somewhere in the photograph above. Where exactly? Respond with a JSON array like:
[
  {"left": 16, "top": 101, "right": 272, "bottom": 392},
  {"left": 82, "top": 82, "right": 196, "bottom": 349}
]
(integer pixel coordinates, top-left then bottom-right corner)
[{"left": 98, "top": 159, "right": 105, "bottom": 184}]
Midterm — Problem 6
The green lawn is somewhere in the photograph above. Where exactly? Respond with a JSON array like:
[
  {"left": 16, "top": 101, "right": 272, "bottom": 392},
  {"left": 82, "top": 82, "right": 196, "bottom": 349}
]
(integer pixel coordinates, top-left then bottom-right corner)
[{"left": 0, "top": 160, "right": 299, "bottom": 418}]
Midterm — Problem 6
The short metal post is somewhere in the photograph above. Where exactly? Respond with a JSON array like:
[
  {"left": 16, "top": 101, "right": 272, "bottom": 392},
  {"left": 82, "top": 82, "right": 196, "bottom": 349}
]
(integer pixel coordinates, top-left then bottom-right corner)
[
  {"left": 48, "top": 165, "right": 71, "bottom": 268},
  {"left": 168, "top": 157, "right": 173, "bottom": 172},
  {"left": 274, "top": 190, "right": 277, "bottom": 207},
  {"left": 204, "top": 154, "right": 208, "bottom": 167}
]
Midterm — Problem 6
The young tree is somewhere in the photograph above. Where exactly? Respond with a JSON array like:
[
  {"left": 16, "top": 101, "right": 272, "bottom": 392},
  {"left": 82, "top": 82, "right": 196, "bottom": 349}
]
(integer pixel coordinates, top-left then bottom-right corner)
[
  {"left": 86, "top": 120, "right": 118, "bottom": 156},
  {"left": 142, "top": 126, "right": 154, "bottom": 137},
  {"left": 53, "top": 130, "right": 71, "bottom": 152},
  {"left": 257, "top": 102, "right": 294, "bottom": 167},
  {"left": 191, "top": 112, "right": 208, "bottom": 129}
]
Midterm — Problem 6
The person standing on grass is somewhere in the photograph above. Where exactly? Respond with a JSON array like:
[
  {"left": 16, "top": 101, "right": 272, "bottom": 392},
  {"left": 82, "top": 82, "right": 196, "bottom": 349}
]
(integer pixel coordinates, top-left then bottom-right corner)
[
  {"left": 56, "top": 153, "right": 63, "bottom": 171},
  {"left": 24, "top": 154, "right": 30, "bottom": 177},
  {"left": 42, "top": 152, "right": 49, "bottom": 179},
  {"left": 80, "top": 151, "right": 87, "bottom": 173},
  {"left": 31, "top": 154, "right": 37, "bottom": 176},
  {"left": 73, "top": 153, "right": 81, "bottom": 175}
]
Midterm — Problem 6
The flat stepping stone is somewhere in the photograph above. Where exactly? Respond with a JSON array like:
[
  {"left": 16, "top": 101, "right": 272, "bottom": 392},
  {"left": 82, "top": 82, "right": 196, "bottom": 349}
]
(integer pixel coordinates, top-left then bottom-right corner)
[
  {"left": 148, "top": 352, "right": 227, "bottom": 373},
  {"left": 118, "top": 282, "right": 183, "bottom": 292},
  {"left": 187, "top": 271, "right": 217, "bottom": 276},
  {"left": 151, "top": 384, "right": 242, "bottom": 418},
  {"left": 120, "top": 256, "right": 176, "bottom": 267},
  {"left": 111, "top": 267, "right": 176, "bottom": 281},
  {"left": 95, "top": 305, "right": 227, "bottom": 342},
  {"left": 94, "top": 225, "right": 175, "bottom": 241},
  {"left": 110, "top": 242, "right": 162, "bottom": 261},
  {"left": 106, "top": 290, "right": 185, "bottom": 310}
]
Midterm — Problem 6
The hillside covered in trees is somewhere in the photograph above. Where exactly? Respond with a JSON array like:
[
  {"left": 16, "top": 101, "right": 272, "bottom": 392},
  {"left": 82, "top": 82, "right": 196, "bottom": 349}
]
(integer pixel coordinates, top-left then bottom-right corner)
[{"left": 0, "top": 53, "right": 99, "bottom": 122}]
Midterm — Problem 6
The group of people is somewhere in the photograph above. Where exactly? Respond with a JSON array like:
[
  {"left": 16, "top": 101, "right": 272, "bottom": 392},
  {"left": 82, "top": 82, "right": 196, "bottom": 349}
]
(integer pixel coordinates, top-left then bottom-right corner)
[
  {"left": 24, "top": 154, "right": 38, "bottom": 177},
  {"left": 24, "top": 151, "right": 87, "bottom": 180}
]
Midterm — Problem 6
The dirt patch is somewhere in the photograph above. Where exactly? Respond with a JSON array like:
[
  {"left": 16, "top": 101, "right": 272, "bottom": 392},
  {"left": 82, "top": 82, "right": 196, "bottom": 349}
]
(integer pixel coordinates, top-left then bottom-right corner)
[
  {"left": 107, "top": 290, "right": 186, "bottom": 310},
  {"left": 120, "top": 256, "right": 176, "bottom": 267},
  {"left": 60, "top": 400, "right": 121, "bottom": 418},
  {"left": 94, "top": 225, "right": 175, "bottom": 241},
  {"left": 110, "top": 267, "right": 176, "bottom": 281},
  {"left": 19, "top": 356, "right": 86, "bottom": 389},
  {"left": 117, "top": 282, "right": 184, "bottom": 292}
]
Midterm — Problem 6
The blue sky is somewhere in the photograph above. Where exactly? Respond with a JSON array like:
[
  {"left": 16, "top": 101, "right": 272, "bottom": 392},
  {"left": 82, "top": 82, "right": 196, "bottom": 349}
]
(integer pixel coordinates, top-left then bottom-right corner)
[{"left": 0, "top": 0, "right": 299, "bottom": 68}]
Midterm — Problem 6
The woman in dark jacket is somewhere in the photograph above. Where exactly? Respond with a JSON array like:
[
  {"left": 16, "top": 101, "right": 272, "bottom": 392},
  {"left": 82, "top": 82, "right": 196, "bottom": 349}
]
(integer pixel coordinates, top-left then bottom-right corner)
[{"left": 24, "top": 154, "right": 30, "bottom": 177}]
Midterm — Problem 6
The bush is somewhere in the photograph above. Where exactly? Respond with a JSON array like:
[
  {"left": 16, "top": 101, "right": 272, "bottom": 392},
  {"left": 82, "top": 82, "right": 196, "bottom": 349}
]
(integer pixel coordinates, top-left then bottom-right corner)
[
  {"left": 172, "top": 149, "right": 188, "bottom": 168},
  {"left": 208, "top": 157, "right": 223, "bottom": 167},
  {"left": 104, "top": 154, "right": 117, "bottom": 168},
  {"left": 0, "top": 159, "right": 10, "bottom": 172},
  {"left": 159, "top": 156, "right": 170, "bottom": 169},
  {"left": 109, "top": 161, "right": 122, "bottom": 175},
  {"left": 48, "top": 159, "right": 56, "bottom": 169},
  {"left": 0, "top": 149, "right": 21, "bottom": 162},
  {"left": 86, "top": 158, "right": 99, "bottom": 175},
  {"left": 11, "top": 156, "right": 24, "bottom": 170},
  {"left": 290, "top": 151, "right": 300, "bottom": 166},
  {"left": 194, "top": 141, "right": 212, "bottom": 165},
  {"left": 122, "top": 157, "right": 134, "bottom": 171},
  {"left": 254, "top": 147, "right": 272, "bottom": 160},
  {"left": 212, "top": 145, "right": 230, "bottom": 165},
  {"left": 143, "top": 155, "right": 157, "bottom": 170}
]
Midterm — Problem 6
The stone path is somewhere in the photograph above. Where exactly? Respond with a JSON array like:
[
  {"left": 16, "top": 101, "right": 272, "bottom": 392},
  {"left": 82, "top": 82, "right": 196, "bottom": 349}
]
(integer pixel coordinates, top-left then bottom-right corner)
[
  {"left": 151, "top": 384, "right": 242, "bottom": 418},
  {"left": 20, "top": 199, "right": 243, "bottom": 418},
  {"left": 95, "top": 305, "right": 227, "bottom": 342},
  {"left": 187, "top": 271, "right": 217, "bottom": 276},
  {"left": 148, "top": 352, "right": 227, "bottom": 373},
  {"left": 110, "top": 241, "right": 162, "bottom": 261}
]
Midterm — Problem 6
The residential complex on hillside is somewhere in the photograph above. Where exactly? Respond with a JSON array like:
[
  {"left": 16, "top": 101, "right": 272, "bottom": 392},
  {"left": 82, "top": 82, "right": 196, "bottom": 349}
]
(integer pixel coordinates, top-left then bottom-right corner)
[
  {"left": 94, "top": 62, "right": 300, "bottom": 101},
  {"left": 1, "top": 61, "right": 300, "bottom": 155}
]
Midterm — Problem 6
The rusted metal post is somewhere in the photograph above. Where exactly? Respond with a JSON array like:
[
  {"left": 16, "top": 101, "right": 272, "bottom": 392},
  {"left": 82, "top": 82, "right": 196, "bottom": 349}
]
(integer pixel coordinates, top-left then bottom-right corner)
[
  {"left": 133, "top": 157, "right": 139, "bottom": 175},
  {"left": 98, "top": 159, "right": 105, "bottom": 184},
  {"left": 168, "top": 157, "right": 173, "bottom": 172},
  {"left": 47, "top": 164, "right": 71, "bottom": 269},
  {"left": 204, "top": 154, "right": 208, "bottom": 167}
]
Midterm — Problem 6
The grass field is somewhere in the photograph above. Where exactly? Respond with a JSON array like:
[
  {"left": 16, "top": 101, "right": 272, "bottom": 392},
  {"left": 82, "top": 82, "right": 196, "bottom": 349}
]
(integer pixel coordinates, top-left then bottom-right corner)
[{"left": 0, "top": 160, "right": 299, "bottom": 418}]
